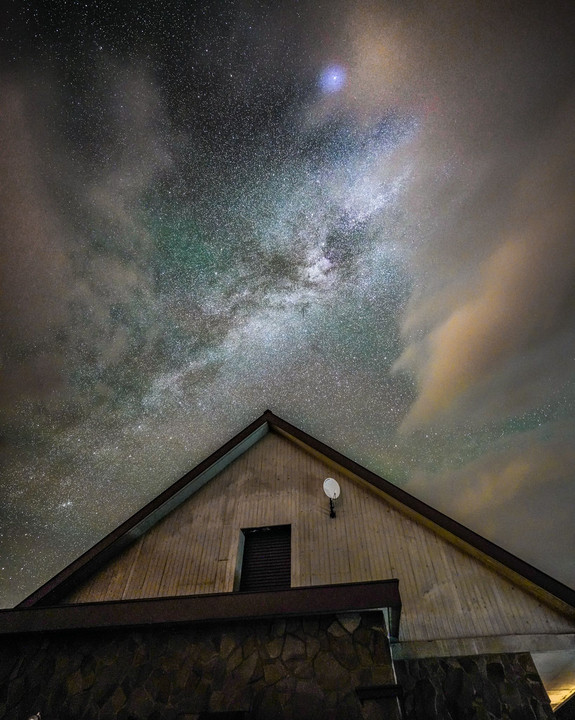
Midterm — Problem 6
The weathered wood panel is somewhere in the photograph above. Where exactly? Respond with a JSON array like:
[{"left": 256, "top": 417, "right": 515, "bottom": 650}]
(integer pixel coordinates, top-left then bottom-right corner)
[{"left": 63, "top": 431, "right": 575, "bottom": 642}]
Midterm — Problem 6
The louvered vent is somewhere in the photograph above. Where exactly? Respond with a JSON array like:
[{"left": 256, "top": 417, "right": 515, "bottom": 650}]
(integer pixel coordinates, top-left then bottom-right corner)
[{"left": 239, "top": 525, "right": 291, "bottom": 592}]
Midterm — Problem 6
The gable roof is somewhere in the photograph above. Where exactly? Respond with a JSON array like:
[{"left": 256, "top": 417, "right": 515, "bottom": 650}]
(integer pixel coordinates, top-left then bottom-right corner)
[{"left": 17, "top": 410, "right": 575, "bottom": 612}]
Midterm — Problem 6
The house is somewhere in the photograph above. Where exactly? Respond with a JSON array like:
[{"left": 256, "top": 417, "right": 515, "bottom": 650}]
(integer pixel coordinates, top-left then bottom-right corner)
[{"left": 1, "top": 410, "right": 574, "bottom": 719}]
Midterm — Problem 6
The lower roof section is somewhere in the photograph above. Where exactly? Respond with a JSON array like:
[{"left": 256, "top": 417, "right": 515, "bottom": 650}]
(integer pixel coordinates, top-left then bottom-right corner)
[{"left": 0, "top": 579, "right": 401, "bottom": 640}]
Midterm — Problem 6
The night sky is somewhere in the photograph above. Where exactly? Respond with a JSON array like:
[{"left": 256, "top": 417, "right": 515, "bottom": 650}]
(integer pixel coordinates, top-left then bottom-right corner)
[{"left": 1, "top": 0, "right": 575, "bottom": 608}]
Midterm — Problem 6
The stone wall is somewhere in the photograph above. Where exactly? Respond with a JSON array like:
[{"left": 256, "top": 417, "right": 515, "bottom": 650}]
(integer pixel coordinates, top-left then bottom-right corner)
[
  {"left": 394, "top": 652, "right": 554, "bottom": 720},
  {"left": 0, "top": 611, "right": 399, "bottom": 720}
]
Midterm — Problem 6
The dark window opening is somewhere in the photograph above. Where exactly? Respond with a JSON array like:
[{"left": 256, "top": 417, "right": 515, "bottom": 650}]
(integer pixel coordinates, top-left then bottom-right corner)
[{"left": 238, "top": 525, "right": 291, "bottom": 592}]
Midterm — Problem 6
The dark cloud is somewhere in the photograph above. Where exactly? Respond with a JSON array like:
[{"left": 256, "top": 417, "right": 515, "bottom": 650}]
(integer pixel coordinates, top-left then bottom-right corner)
[{"left": 0, "top": 66, "right": 169, "bottom": 434}]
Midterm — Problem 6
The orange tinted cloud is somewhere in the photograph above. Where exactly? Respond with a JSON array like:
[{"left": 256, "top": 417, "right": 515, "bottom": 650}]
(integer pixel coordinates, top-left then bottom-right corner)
[{"left": 395, "top": 92, "right": 575, "bottom": 430}]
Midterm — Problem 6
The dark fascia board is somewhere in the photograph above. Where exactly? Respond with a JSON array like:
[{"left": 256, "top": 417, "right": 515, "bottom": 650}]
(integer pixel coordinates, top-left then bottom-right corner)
[
  {"left": 264, "top": 411, "right": 575, "bottom": 610},
  {"left": 18, "top": 409, "right": 575, "bottom": 611},
  {"left": 3, "top": 580, "right": 401, "bottom": 640}
]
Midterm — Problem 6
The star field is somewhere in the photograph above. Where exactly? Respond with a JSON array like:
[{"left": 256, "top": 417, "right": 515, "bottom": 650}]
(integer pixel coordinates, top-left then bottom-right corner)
[{"left": 1, "top": 0, "right": 575, "bottom": 606}]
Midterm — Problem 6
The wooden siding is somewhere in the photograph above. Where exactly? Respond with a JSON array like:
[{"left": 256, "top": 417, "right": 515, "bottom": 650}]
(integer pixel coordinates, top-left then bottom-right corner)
[{"left": 62, "top": 432, "right": 575, "bottom": 642}]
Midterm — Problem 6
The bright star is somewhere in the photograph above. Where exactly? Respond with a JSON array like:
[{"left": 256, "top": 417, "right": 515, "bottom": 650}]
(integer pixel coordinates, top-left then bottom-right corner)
[{"left": 319, "top": 64, "right": 346, "bottom": 94}]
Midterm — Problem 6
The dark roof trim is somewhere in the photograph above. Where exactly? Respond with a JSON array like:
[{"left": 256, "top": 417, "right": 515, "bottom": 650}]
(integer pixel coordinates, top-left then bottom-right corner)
[
  {"left": 4, "top": 580, "right": 401, "bottom": 640},
  {"left": 19, "top": 409, "right": 575, "bottom": 610},
  {"left": 265, "top": 411, "right": 575, "bottom": 609}
]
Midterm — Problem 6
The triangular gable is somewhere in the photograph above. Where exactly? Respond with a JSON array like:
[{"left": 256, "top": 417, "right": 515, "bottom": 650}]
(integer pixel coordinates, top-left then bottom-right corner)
[
  {"left": 18, "top": 411, "right": 575, "bottom": 619},
  {"left": 45, "top": 428, "right": 574, "bottom": 647}
]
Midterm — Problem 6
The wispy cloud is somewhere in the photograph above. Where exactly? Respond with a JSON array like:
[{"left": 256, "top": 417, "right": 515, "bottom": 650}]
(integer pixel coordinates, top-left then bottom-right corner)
[{"left": 395, "top": 91, "right": 575, "bottom": 430}]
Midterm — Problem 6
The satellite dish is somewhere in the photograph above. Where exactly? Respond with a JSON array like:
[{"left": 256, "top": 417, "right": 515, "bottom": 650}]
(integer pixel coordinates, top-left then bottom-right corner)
[{"left": 323, "top": 477, "right": 340, "bottom": 500}]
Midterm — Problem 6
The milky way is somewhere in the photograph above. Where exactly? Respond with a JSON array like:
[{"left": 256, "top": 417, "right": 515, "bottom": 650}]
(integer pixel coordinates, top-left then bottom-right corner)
[{"left": 1, "top": 0, "right": 575, "bottom": 606}]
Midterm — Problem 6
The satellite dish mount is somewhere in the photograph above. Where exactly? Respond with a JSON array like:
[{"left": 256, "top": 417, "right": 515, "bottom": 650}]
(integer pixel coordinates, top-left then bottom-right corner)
[{"left": 323, "top": 478, "right": 341, "bottom": 519}]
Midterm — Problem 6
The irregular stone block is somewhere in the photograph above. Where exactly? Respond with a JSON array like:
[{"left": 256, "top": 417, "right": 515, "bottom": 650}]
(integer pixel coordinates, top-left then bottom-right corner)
[
  {"left": 314, "top": 651, "right": 349, "bottom": 691},
  {"left": 328, "top": 636, "right": 360, "bottom": 671},
  {"left": 266, "top": 636, "right": 284, "bottom": 659},
  {"left": 126, "top": 686, "right": 155, "bottom": 718},
  {"left": 306, "top": 636, "right": 321, "bottom": 660},
  {"left": 65, "top": 669, "right": 84, "bottom": 696},
  {"left": 227, "top": 645, "right": 244, "bottom": 673},
  {"left": 282, "top": 634, "right": 306, "bottom": 661},
  {"left": 263, "top": 660, "right": 285, "bottom": 685},
  {"left": 327, "top": 621, "right": 347, "bottom": 638},
  {"left": 220, "top": 633, "right": 237, "bottom": 659},
  {"left": 293, "top": 679, "right": 325, "bottom": 719},
  {"left": 292, "top": 659, "right": 314, "bottom": 679},
  {"left": 337, "top": 613, "right": 361, "bottom": 635},
  {"left": 233, "top": 651, "right": 259, "bottom": 685}
]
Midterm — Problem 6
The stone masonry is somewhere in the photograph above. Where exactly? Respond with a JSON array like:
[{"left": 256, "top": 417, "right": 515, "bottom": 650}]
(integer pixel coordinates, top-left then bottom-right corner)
[
  {"left": 394, "top": 652, "right": 554, "bottom": 720},
  {"left": 0, "top": 611, "right": 399, "bottom": 720}
]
